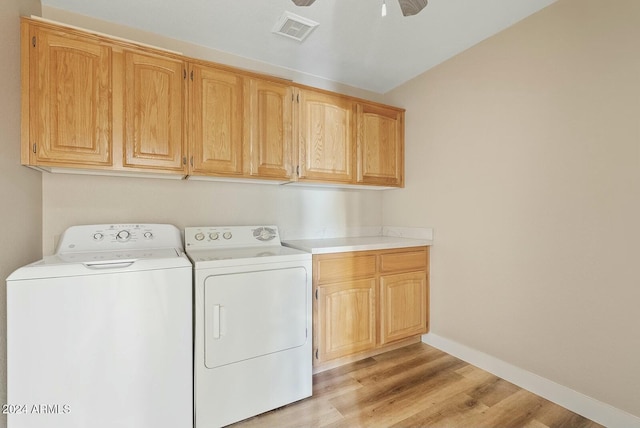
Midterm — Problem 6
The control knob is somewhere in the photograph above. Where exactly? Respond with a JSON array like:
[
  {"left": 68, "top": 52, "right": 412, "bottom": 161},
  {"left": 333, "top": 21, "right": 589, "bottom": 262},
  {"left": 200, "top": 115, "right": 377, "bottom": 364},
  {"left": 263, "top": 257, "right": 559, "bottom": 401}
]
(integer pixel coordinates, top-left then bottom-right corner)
[
  {"left": 195, "top": 232, "right": 205, "bottom": 241},
  {"left": 209, "top": 232, "right": 219, "bottom": 240},
  {"left": 116, "top": 230, "right": 130, "bottom": 242},
  {"left": 223, "top": 232, "right": 232, "bottom": 240}
]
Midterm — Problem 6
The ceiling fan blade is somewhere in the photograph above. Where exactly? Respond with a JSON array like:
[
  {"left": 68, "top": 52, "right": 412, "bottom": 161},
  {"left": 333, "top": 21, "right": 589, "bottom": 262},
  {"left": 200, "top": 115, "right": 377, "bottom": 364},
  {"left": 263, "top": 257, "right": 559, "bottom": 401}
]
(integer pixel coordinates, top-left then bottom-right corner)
[
  {"left": 291, "top": 0, "right": 316, "bottom": 5},
  {"left": 397, "top": 0, "right": 428, "bottom": 16}
]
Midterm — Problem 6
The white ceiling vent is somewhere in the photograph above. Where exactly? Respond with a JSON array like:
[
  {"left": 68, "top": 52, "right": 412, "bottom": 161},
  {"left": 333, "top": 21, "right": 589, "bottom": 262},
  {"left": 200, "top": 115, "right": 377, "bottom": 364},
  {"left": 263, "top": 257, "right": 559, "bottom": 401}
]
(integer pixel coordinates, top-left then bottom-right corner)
[{"left": 272, "top": 11, "right": 319, "bottom": 42}]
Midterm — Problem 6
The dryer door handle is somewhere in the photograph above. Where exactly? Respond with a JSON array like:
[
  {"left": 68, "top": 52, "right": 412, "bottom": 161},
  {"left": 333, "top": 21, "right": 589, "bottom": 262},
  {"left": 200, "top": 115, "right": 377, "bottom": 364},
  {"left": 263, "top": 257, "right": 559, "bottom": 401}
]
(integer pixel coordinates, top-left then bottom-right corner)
[{"left": 212, "top": 304, "right": 221, "bottom": 339}]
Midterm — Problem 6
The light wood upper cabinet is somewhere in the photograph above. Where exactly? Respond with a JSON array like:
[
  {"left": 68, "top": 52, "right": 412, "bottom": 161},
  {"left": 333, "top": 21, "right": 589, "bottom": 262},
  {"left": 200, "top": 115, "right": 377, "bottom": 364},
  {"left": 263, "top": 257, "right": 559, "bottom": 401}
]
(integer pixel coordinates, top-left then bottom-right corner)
[
  {"left": 297, "top": 90, "right": 356, "bottom": 184},
  {"left": 123, "top": 50, "right": 186, "bottom": 172},
  {"left": 23, "top": 22, "right": 112, "bottom": 167},
  {"left": 189, "top": 63, "right": 244, "bottom": 176},
  {"left": 21, "top": 19, "right": 405, "bottom": 186},
  {"left": 243, "top": 78, "right": 294, "bottom": 180},
  {"left": 356, "top": 103, "right": 404, "bottom": 187}
]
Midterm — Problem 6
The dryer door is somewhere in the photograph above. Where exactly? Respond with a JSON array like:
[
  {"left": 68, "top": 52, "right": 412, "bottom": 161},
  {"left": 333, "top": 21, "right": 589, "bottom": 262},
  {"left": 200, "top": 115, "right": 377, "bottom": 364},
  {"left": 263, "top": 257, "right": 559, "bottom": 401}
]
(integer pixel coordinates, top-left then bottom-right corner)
[{"left": 204, "top": 267, "right": 308, "bottom": 368}]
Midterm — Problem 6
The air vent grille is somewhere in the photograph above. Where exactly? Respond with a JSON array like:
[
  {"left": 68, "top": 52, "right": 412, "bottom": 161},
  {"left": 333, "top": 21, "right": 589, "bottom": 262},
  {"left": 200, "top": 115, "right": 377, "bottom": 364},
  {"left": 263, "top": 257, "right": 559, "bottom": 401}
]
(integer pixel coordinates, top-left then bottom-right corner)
[{"left": 272, "top": 11, "right": 319, "bottom": 42}]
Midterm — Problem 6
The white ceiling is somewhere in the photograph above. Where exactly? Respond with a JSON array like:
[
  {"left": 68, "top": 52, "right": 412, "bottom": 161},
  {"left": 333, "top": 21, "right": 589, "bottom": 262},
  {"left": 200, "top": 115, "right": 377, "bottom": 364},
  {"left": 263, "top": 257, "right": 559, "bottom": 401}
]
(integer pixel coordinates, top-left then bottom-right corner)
[{"left": 40, "top": 0, "right": 558, "bottom": 93}]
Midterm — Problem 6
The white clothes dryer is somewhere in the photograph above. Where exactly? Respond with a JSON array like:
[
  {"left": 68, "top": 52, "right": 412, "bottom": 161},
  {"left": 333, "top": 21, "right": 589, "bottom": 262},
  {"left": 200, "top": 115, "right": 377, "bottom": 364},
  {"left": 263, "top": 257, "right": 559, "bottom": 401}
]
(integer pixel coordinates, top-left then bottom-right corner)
[
  {"left": 185, "top": 226, "right": 312, "bottom": 428},
  {"left": 6, "top": 224, "right": 193, "bottom": 428}
]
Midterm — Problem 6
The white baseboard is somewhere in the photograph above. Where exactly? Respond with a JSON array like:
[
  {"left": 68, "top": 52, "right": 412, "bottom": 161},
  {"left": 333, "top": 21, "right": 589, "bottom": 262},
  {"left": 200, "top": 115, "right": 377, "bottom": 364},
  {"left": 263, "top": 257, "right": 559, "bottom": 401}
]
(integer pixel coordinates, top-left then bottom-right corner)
[{"left": 422, "top": 333, "right": 640, "bottom": 428}]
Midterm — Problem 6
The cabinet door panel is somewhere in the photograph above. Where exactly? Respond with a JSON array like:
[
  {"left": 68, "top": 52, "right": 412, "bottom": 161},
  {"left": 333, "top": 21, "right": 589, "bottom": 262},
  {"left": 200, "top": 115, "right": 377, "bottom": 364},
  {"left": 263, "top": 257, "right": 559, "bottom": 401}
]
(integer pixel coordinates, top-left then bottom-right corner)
[
  {"left": 298, "top": 90, "right": 355, "bottom": 183},
  {"left": 31, "top": 27, "right": 112, "bottom": 166},
  {"left": 357, "top": 103, "right": 404, "bottom": 187},
  {"left": 244, "top": 79, "right": 294, "bottom": 179},
  {"left": 380, "top": 271, "right": 428, "bottom": 344},
  {"left": 124, "top": 51, "right": 185, "bottom": 171},
  {"left": 316, "top": 279, "right": 376, "bottom": 362},
  {"left": 190, "top": 65, "right": 243, "bottom": 175}
]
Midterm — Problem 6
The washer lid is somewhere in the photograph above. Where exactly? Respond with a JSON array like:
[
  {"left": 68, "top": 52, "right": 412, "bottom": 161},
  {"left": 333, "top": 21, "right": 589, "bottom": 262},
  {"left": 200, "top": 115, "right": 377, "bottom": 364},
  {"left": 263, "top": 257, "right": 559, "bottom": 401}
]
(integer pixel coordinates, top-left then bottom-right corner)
[
  {"left": 6, "top": 250, "right": 191, "bottom": 281},
  {"left": 7, "top": 223, "right": 191, "bottom": 282}
]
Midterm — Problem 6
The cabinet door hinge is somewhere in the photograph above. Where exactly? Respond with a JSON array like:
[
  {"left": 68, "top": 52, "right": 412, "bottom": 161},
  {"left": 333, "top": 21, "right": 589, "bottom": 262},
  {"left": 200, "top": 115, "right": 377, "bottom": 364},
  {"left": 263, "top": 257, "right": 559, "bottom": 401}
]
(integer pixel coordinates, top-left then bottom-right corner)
[
  {"left": 32, "top": 143, "right": 36, "bottom": 153},
  {"left": 32, "top": 36, "right": 36, "bottom": 47}
]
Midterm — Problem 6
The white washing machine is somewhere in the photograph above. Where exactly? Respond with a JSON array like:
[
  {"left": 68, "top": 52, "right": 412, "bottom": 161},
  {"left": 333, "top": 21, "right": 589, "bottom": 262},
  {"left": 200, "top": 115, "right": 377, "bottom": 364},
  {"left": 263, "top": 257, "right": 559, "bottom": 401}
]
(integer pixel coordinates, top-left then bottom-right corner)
[
  {"left": 6, "top": 224, "right": 193, "bottom": 428},
  {"left": 185, "top": 225, "right": 312, "bottom": 428}
]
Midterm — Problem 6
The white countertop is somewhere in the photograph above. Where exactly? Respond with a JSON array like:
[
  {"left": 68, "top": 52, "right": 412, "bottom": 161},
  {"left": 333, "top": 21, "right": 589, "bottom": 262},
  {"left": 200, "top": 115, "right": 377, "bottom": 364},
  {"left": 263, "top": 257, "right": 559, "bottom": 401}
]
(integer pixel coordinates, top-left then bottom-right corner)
[{"left": 282, "top": 235, "right": 432, "bottom": 254}]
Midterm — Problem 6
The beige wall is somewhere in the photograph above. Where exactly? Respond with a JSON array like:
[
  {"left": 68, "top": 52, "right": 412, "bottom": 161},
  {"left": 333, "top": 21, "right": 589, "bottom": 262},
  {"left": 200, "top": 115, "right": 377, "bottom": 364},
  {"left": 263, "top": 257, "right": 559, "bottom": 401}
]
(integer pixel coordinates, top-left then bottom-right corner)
[
  {"left": 41, "top": 174, "right": 383, "bottom": 255},
  {"left": 383, "top": 0, "right": 640, "bottom": 418},
  {"left": 0, "top": 1, "right": 43, "bottom": 427}
]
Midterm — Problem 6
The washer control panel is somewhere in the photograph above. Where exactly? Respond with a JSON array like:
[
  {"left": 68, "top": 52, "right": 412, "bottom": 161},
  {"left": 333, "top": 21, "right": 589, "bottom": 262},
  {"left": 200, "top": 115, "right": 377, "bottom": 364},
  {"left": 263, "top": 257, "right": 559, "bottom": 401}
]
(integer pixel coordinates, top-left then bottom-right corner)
[
  {"left": 57, "top": 224, "right": 183, "bottom": 254},
  {"left": 185, "top": 226, "right": 280, "bottom": 249}
]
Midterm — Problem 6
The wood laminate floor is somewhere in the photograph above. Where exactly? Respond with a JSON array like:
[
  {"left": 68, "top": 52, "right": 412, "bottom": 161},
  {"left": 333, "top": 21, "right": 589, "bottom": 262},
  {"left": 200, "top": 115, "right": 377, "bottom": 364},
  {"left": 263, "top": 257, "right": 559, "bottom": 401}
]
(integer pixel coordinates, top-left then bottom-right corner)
[{"left": 233, "top": 343, "right": 603, "bottom": 428}]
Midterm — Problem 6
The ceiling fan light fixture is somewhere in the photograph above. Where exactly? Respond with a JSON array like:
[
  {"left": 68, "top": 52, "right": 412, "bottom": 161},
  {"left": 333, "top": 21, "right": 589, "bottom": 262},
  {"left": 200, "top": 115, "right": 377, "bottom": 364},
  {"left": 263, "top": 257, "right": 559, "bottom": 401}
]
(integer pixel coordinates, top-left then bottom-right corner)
[
  {"left": 398, "top": 0, "right": 428, "bottom": 16},
  {"left": 381, "top": 0, "right": 387, "bottom": 17}
]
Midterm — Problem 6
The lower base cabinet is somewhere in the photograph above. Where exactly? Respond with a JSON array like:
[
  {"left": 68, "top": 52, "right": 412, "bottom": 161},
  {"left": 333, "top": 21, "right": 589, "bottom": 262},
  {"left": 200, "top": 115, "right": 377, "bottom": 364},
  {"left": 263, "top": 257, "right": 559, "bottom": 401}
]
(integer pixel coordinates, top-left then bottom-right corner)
[{"left": 313, "top": 246, "right": 429, "bottom": 369}]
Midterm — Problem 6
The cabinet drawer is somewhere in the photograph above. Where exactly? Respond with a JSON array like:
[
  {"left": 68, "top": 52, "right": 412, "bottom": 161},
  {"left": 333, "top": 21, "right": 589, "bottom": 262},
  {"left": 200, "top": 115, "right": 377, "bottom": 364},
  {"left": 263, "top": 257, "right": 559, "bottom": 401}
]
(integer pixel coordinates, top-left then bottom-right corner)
[
  {"left": 379, "top": 248, "right": 427, "bottom": 273},
  {"left": 314, "top": 254, "right": 376, "bottom": 284}
]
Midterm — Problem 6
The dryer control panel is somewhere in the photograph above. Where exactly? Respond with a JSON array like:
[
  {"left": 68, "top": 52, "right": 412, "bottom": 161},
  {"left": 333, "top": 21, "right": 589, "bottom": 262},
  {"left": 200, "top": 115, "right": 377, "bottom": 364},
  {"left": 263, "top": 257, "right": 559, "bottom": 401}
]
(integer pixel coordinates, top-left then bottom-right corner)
[{"left": 185, "top": 226, "right": 281, "bottom": 250}]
